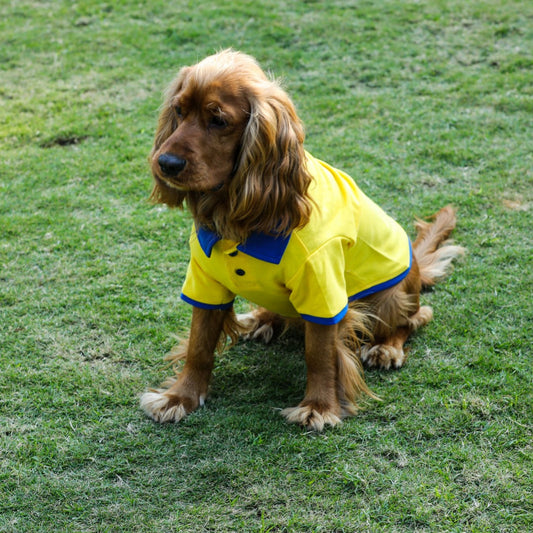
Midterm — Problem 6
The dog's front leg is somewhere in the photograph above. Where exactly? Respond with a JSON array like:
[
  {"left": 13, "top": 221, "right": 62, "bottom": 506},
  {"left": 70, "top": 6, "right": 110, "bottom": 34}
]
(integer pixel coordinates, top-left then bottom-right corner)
[
  {"left": 140, "top": 306, "right": 228, "bottom": 423},
  {"left": 282, "top": 322, "right": 342, "bottom": 431}
]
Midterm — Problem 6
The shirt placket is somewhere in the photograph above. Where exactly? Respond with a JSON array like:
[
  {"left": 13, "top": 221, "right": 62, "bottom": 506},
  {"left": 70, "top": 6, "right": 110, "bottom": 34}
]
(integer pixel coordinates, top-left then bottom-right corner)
[{"left": 220, "top": 242, "right": 249, "bottom": 289}]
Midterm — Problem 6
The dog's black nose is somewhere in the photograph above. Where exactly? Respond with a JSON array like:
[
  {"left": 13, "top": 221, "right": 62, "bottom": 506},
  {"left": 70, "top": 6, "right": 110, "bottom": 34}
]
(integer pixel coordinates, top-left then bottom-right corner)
[{"left": 158, "top": 153, "right": 186, "bottom": 176}]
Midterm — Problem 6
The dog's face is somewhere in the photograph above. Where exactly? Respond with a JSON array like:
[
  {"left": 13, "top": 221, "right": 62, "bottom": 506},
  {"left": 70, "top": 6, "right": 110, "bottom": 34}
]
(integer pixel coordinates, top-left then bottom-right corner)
[
  {"left": 151, "top": 68, "right": 250, "bottom": 192},
  {"left": 149, "top": 50, "right": 312, "bottom": 242}
]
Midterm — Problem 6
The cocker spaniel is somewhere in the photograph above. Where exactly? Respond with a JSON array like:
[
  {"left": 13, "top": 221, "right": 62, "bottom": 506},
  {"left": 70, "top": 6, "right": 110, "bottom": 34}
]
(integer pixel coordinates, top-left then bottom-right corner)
[{"left": 140, "top": 49, "right": 463, "bottom": 431}]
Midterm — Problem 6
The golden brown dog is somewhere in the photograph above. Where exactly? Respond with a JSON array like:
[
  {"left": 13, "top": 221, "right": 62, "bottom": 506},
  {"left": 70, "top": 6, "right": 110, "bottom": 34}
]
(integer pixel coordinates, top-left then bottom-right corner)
[{"left": 140, "top": 49, "right": 463, "bottom": 431}]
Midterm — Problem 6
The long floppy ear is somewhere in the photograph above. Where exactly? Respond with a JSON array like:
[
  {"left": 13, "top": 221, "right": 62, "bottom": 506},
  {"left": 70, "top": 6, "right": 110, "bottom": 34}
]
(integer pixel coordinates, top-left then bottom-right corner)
[
  {"left": 148, "top": 68, "right": 190, "bottom": 207},
  {"left": 227, "top": 81, "right": 313, "bottom": 238}
]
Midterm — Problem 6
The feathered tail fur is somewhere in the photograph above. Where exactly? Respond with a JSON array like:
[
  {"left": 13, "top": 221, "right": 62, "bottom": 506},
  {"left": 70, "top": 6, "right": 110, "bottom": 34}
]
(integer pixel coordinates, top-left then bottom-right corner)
[{"left": 412, "top": 205, "right": 465, "bottom": 288}]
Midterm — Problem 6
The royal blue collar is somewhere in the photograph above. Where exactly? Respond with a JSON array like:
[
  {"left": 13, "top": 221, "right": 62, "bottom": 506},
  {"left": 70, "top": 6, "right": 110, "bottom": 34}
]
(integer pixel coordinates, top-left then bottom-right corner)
[{"left": 196, "top": 226, "right": 291, "bottom": 265}]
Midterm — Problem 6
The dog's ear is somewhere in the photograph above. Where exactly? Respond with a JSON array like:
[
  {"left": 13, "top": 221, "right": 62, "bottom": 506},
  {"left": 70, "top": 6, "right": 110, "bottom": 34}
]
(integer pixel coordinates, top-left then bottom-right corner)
[
  {"left": 229, "top": 82, "right": 312, "bottom": 237},
  {"left": 148, "top": 67, "right": 191, "bottom": 208}
]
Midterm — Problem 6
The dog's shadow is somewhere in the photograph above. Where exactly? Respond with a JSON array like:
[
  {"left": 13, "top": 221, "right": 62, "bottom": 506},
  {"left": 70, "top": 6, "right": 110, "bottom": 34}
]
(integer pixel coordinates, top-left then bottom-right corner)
[
  {"left": 208, "top": 330, "right": 308, "bottom": 410},
  {"left": 207, "top": 332, "right": 387, "bottom": 408}
]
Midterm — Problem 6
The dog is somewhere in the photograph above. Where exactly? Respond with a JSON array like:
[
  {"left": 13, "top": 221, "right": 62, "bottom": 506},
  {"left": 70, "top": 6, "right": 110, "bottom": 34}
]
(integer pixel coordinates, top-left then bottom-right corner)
[{"left": 140, "top": 49, "right": 464, "bottom": 431}]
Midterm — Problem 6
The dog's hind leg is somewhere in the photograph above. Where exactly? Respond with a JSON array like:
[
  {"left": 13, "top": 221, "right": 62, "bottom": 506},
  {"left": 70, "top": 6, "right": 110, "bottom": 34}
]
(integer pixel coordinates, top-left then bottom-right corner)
[
  {"left": 360, "top": 306, "right": 433, "bottom": 370},
  {"left": 358, "top": 257, "right": 433, "bottom": 370},
  {"left": 360, "top": 208, "right": 463, "bottom": 370}
]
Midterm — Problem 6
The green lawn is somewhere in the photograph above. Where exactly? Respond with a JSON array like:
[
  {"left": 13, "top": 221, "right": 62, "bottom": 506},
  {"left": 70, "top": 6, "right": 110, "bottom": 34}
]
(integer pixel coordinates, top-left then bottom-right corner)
[{"left": 1, "top": 0, "right": 531, "bottom": 531}]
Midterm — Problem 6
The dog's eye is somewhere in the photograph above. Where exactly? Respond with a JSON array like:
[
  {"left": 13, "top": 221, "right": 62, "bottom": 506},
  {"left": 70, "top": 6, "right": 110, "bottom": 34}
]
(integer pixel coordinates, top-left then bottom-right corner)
[
  {"left": 209, "top": 115, "right": 228, "bottom": 129},
  {"left": 175, "top": 106, "right": 183, "bottom": 118}
]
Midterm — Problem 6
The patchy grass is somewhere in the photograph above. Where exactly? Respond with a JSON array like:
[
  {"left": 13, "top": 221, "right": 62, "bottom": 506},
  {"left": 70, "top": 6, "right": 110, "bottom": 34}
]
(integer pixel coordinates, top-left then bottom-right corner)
[{"left": 1, "top": 0, "right": 531, "bottom": 531}]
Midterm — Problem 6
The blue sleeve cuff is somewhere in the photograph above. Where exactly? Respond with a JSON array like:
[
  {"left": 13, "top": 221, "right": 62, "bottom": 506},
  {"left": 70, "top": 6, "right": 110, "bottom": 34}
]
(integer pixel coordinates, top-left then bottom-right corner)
[
  {"left": 180, "top": 293, "right": 234, "bottom": 310},
  {"left": 300, "top": 303, "right": 348, "bottom": 325}
]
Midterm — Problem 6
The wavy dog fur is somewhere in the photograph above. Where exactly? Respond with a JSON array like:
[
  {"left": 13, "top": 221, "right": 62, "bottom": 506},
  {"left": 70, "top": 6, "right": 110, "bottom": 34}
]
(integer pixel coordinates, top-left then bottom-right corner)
[{"left": 141, "top": 50, "right": 464, "bottom": 431}]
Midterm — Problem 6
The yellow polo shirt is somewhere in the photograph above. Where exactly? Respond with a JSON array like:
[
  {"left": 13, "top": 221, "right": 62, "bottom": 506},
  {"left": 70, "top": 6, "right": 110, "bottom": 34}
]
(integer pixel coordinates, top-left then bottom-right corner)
[{"left": 180, "top": 153, "right": 412, "bottom": 325}]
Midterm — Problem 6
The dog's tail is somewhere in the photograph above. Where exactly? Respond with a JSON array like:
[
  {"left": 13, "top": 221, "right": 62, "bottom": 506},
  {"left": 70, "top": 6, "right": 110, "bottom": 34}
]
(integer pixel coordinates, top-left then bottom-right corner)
[{"left": 412, "top": 205, "right": 465, "bottom": 288}]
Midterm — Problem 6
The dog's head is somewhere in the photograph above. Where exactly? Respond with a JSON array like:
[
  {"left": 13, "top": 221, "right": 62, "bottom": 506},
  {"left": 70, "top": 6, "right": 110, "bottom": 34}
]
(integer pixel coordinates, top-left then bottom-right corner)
[{"left": 149, "top": 49, "right": 312, "bottom": 241}]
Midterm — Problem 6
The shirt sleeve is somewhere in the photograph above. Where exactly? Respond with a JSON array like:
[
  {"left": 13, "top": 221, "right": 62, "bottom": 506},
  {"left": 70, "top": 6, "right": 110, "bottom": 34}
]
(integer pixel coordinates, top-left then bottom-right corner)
[
  {"left": 180, "top": 255, "right": 235, "bottom": 310},
  {"left": 286, "top": 238, "right": 348, "bottom": 324}
]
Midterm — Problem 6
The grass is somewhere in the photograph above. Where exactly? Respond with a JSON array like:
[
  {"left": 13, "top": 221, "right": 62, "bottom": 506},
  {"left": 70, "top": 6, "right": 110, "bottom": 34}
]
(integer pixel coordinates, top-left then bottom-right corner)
[{"left": 1, "top": 0, "right": 531, "bottom": 531}]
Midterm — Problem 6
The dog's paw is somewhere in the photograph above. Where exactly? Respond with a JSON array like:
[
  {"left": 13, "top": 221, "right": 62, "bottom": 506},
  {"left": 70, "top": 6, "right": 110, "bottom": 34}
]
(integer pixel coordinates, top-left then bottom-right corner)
[
  {"left": 281, "top": 404, "right": 342, "bottom": 432},
  {"left": 360, "top": 344, "right": 407, "bottom": 370},
  {"left": 248, "top": 323, "right": 275, "bottom": 343},
  {"left": 408, "top": 305, "right": 433, "bottom": 329},
  {"left": 140, "top": 390, "right": 203, "bottom": 423},
  {"left": 236, "top": 312, "right": 275, "bottom": 343}
]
